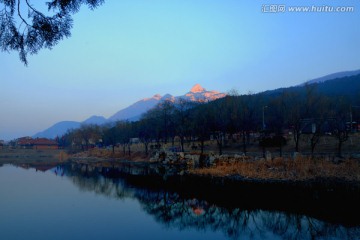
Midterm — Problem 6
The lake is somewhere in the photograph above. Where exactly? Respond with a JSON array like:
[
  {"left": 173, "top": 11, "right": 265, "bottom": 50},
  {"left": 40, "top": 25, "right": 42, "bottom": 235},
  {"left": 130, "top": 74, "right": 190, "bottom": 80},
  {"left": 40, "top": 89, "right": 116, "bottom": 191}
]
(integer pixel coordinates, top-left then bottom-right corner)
[{"left": 0, "top": 163, "right": 359, "bottom": 240}]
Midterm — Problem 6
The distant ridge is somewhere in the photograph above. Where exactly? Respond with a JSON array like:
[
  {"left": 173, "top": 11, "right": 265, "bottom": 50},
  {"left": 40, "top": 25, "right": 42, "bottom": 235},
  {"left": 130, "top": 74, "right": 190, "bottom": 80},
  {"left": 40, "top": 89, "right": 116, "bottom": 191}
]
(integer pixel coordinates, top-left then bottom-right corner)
[
  {"left": 33, "top": 84, "right": 226, "bottom": 139},
  {"left": 301, "top": 69, "right": 360, "bottom": 85},
  {"left": 33, "top": 115, "right": 107, "bottom": 139},
  {"left": 33, "top": 121, "right": 80, "bottom": 139},
  {"left": 107, "top": 84, "right": 226, "bottom": 122}
]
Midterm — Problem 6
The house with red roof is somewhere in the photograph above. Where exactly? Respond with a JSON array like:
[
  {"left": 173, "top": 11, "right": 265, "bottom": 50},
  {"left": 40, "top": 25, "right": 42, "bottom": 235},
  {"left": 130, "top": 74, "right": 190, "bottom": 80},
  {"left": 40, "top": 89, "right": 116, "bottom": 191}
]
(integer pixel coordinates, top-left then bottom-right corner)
[{"left": 17, "top": 137, "right": 58, "bottom": 150}]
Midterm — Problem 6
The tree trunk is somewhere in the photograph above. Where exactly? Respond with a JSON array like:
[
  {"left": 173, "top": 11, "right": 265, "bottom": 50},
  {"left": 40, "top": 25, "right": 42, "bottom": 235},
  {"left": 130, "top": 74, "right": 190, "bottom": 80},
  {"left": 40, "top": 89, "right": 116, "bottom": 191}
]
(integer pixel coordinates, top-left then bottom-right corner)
[
  {"left": 216, "top": 137, "right": 223, "bottom": 155},
  {"left": 218, "top": 142, "right": 222, "bottom": 155},
  {"left": 293, "top": 131, "right": 300, "bottom": 152},
  {"left": 180, "top": 136, "right": 185, "bottom": 152},
  {"left": 144, "top": 142, "right": 148, "bottom": 156},
  {"left": 200, "top": 139, "right": 204, "bottom": 154},
  {"left": 311, "top": 141, "right": 315, "bottom": 158},
  {"left": 216, "top": 133, "right": 223, "bottom": 155},
  {"left": 262, "top": 146, "right": 266, "bottom": 158},
  {"left": 242, "top": 132, "right": 247, "bottom": 156},
  {"left": 338, "top": 140, "right": 343, "bottom": 157}
]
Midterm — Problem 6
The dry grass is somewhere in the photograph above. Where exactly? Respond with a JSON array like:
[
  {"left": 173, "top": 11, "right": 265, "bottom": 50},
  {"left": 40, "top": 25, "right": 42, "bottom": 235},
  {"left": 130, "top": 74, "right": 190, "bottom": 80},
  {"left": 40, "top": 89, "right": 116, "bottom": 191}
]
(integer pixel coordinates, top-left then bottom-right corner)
[
  {"left": 71, "top": 148, "right": 149, "bottom": 162},
  {"left": 190, "top": 156, "right": 360, "bottom": 182}
]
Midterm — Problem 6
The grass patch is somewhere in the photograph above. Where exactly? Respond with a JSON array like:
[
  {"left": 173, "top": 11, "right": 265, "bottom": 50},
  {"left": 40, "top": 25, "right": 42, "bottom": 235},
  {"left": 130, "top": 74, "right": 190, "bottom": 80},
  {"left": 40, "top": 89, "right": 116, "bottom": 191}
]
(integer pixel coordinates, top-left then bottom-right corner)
[
  {"left": 190, "top": 156, "right": 360, "bottom": 182},
  {"left": 70, "top": 148, "right": 149, "bottom": 162}
]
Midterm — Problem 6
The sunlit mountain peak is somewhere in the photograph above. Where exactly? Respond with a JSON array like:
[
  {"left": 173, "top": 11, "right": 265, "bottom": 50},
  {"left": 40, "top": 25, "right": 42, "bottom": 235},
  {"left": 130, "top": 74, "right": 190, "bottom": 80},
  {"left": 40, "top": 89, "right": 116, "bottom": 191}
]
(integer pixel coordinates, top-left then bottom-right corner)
[{"left": 190, "top": 84, "right": 206, "bottom": 93}]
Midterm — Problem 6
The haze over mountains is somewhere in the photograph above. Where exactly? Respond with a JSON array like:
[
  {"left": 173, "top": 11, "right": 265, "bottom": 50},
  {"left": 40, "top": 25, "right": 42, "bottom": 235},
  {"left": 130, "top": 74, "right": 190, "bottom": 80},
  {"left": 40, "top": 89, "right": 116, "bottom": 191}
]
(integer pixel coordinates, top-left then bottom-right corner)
[{"left": 33, "top": 84, "right": 226, "bottom": 139}]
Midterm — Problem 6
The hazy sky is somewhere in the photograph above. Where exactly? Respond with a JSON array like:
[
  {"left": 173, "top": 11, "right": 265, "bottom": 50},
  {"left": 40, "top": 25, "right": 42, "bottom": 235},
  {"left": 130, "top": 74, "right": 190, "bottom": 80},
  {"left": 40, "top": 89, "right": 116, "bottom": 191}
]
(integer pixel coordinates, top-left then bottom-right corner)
[{"left": 1, "top": 0, "right": 360, "bottom": 140}]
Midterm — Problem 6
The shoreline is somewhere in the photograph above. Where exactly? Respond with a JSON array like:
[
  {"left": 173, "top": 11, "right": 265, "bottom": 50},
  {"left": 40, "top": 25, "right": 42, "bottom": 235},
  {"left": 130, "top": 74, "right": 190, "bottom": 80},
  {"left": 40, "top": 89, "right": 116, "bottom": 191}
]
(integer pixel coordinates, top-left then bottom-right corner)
[
  {"left": 2, "top": 148, "right": 360, "bottom": 187},
  {"left": 64, "top": 160, "right": 360, "bottom": 226},
  {"left": 69, "top": 148, "right": 360, "bottom": 183}
]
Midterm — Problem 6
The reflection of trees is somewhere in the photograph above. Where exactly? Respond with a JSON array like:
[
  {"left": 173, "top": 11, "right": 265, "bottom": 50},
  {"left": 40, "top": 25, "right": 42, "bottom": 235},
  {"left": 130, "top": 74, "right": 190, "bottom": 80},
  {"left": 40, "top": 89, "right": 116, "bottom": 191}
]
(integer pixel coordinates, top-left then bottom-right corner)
[
  {"left": 56, "top": 163, "right": 135, "bottom": 200},
  {"left": 56, "top": 163, "right": 360, "bottom": 240},
  {"left": 139, "top": 194, "right": 360, "bottom": 240},
  {"left": 261, "top": 212, "right": 360, "bottom": 240}
]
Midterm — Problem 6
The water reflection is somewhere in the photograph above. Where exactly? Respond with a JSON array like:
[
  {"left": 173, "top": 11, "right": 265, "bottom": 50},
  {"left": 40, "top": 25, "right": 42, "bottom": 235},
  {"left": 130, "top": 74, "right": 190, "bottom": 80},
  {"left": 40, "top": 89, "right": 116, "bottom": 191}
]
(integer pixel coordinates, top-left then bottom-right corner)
[{"left": 50, "top": 163, "right": 360, "bottom": 240}]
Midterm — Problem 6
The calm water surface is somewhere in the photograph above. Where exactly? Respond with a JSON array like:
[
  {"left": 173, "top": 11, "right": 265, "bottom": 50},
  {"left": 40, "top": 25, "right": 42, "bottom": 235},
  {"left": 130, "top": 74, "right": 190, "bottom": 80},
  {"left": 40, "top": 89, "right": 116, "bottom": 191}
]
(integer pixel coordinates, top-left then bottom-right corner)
[{"left": 0, "top": 164, "right": 359, "bottom": 240}]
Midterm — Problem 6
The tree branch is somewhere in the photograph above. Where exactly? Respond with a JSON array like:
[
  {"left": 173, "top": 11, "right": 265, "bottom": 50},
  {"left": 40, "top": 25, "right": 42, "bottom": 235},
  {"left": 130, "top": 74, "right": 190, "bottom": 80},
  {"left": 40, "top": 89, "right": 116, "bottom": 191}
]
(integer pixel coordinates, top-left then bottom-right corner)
[{"left": 17, "top": 0, "right": 30, "bottom": 27}]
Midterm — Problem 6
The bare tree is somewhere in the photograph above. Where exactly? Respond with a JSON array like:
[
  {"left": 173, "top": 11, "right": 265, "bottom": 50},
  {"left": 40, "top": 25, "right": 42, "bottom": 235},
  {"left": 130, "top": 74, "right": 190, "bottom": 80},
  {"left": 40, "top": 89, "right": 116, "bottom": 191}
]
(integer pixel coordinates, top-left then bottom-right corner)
[
  {"left": 137, "top": 118, "right": 153, "bottom": 156},
  {"left": 329, "top": 99, "right": 350, "bottom": 157},
  {"left": 151, "top": 100, "right": 175, "bottom": 145},
  {"left": 102, "top": 123, "right": 118, "bottom": 154},
  {"left": 191, "top": 103, "right": 211, "bottom": 154},
  {"left": 173, "top": 98, "right": 195, "bottom": 152},
  {"left": 76, "top": 124, "right": 101, "bottom": 150},
  {"left": 115, "top": 121, "right": 132, "bottom": 156},
  {"left": 209, "top": 97, "right": 230, "bottom": 155},
  {"left": 307, "top": 96, "right": 330, "bottom": 157}
]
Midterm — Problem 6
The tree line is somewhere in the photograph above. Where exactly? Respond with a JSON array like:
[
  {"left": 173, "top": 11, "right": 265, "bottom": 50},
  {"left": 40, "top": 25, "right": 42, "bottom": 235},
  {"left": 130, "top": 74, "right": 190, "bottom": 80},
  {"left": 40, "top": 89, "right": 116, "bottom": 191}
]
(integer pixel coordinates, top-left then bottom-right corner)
[{"left": 60, "top": 83, "right": 359, "bottom": 157}]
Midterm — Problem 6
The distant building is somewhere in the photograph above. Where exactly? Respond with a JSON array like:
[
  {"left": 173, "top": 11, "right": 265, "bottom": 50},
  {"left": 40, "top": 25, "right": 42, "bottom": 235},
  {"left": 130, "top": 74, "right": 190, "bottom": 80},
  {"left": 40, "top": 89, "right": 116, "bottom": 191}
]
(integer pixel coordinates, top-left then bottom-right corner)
[
  {"left": 17, "top": 137, "right": 58, "bottom": 150},
  {"left": 130, "top": 138, "right": 140, "bottom": 144},
  {"left": 32, "top": 138, "right": 59, "bottom": 150},
  {"left": 17, "top": 137, "right": 33, "bottom": 149}
]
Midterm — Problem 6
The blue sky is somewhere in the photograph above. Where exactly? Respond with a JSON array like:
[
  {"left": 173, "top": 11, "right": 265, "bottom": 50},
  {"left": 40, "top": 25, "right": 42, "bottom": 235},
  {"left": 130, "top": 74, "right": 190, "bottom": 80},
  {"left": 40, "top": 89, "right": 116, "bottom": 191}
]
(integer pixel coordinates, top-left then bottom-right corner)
[{"left": 1, "top": 0, "right": 360, "bottom": 140}]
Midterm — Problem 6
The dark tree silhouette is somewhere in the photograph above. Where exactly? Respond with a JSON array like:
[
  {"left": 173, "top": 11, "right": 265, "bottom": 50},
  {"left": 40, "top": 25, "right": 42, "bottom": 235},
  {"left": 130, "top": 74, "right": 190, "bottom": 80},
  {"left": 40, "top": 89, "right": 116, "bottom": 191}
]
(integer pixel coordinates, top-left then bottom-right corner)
[
  {"left": 329, "top": 99, "right": 351, "bottom": 157},
  {"left": 102, "top": 123, "right": 118, "bottom": 154},
  {"left": 173, "top": 98, "right": 194, "bottom": 152},
  {"left": 0, "top": 0, "right": 104, "bottom": 65},
  {"left": 191, "top": 103, "right": 211, "bottom": 154}
]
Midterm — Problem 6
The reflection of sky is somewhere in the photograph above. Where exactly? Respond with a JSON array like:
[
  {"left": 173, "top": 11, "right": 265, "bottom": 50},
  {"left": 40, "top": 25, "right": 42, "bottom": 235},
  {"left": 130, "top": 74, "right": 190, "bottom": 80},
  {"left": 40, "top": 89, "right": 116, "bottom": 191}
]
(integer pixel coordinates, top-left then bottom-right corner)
[
  {"left": 0, "top": 165, "right": 226, "bottom": 240},
  {"left": 1, "top": 0, "right": 360, "bottom": 140}
]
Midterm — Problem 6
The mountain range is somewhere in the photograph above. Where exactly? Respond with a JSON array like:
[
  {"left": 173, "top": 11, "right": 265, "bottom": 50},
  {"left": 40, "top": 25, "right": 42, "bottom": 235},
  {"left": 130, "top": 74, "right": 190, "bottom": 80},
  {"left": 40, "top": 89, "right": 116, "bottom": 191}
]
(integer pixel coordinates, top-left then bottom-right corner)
[
  {"left": 33, "top": 84, "right": 226, "bottom": 139},
  {"left": 33, "top": 69, "right": 360, "bottom": 139}
]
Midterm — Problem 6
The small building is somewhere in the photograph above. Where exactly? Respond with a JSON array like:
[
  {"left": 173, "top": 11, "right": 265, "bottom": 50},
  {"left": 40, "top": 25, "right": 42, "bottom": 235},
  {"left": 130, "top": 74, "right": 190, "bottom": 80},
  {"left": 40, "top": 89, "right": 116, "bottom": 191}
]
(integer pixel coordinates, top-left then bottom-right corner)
[
  {"left": 17, "top": 137, "right": 58, "bottom": 150},
  {"left": 32, "top": 138, "right": 58, "bottom": 150},
  {"left": 17, "top": 137, "right": 34, "bottom": 149}
]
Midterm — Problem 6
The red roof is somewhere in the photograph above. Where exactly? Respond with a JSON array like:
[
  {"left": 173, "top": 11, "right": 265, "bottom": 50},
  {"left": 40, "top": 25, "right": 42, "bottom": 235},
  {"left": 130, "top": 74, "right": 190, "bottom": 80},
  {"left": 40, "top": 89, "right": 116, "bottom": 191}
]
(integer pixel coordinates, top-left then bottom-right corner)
[
  {"left": 17, "top": 137, "right": 33, "bottom": 145},
  {"left": 32, "top": 138, "right": 58, "bottom": 145},
  {"left": 18, "top": 137, "right": 58, "bottom": 146}
]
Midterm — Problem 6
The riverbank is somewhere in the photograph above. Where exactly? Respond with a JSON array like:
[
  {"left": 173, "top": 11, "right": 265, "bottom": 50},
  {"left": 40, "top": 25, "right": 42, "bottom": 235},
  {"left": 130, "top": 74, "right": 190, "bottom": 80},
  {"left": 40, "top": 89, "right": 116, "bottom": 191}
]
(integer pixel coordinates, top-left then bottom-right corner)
[
  {"left": 190, "top": 155, "right": 360, "bottom": 182},
  {"left": 2, "top": 148, "right": 360, "bottom": 185},
  {"left": 69, "top": 148, "right": 360, "bottom": 183},
  {"left": 0, "top": 149, "right": 68, "bottom": 170}
]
